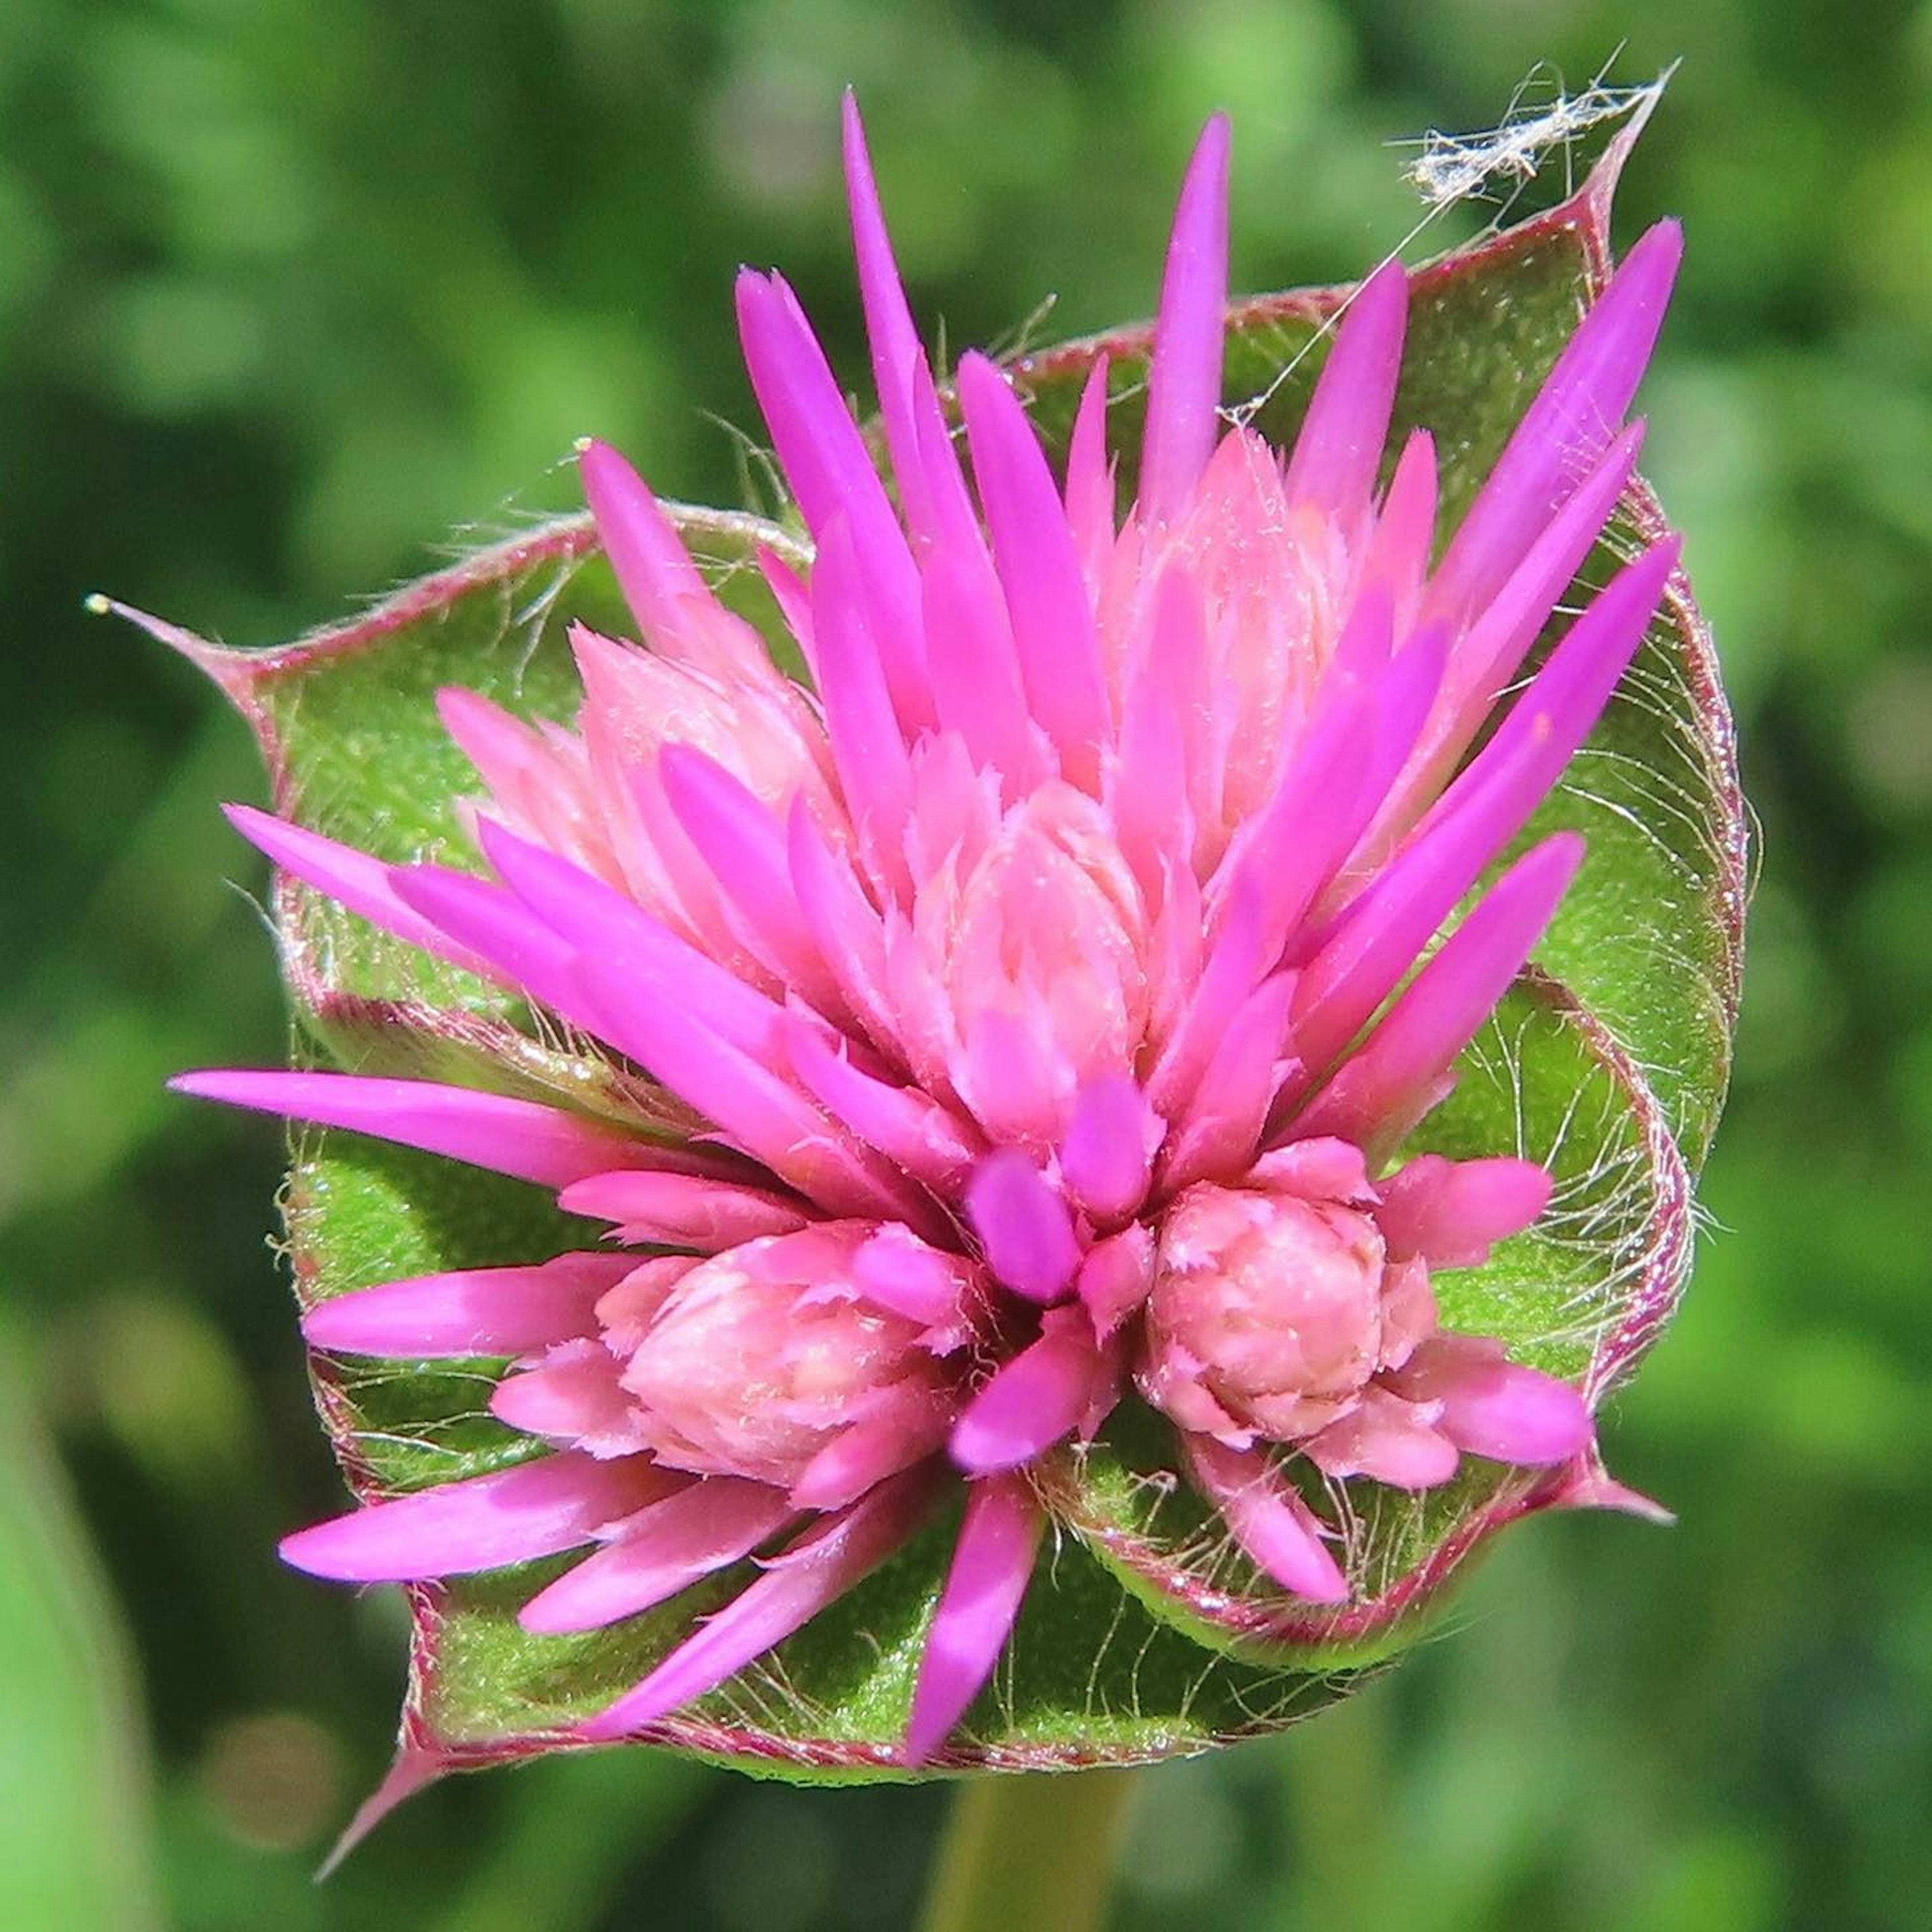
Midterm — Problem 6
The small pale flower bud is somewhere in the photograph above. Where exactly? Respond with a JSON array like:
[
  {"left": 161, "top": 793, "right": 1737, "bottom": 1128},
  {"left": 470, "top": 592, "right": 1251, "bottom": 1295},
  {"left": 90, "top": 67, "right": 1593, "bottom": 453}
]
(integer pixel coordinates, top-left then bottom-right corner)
[{"left": 1137, "top": 1180, "right": 1406, "bottom": 1447}]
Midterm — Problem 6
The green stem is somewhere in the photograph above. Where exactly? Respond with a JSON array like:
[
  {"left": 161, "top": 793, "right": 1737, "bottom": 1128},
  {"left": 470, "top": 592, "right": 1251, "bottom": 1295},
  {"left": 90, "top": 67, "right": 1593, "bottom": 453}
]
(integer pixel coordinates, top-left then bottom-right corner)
[{"left": 917, "top": 1770, "right": 1140, "bottom": 1932}]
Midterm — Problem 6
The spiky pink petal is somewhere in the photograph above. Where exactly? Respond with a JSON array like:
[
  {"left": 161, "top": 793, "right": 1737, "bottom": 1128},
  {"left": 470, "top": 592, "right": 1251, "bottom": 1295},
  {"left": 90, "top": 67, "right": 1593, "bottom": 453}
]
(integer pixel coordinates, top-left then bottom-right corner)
[
  {"left": 904, "top": 1474, "right": 1044, "bottom": 1761},
  {"left": 575, "top": 1468, "right": 935, "bottom": 1740},
  {"left": 1428, "top": 219, "right": 1682, "bottom": 621},
  {"left": 956, "top": 354, "right": 1111, "bottom": 783},
  {"left": 518, "top": 1477, "right": 796, "bottom": 1635},
  {"left": 301, "top": 1253, "right": 636, "bottom": 1358},
  {"left": 1376, "top": 1155, "right": 1553, "bottom": 1268},
  {"left": 557, "top": 1170, "right": 813, "bottom": 1249},
  {"left": 964, "top": 1150, "right": 1081, "bottom": 1305},
  {"left": 1303, "top": 1385, "right": 1460, "bottom": 1488},
  {"left": 735, "top": 271, "right": 931, "bottom": 730},
  {"left": 1387, "top": 1335, "right": 1593, "bottom": 1464},
  {"left": 279, "top": 1453, "right": 673, "bottom": 1582},
  {"left": 577, "top": 440, "right": 717, "bottom": 659},
  {"left": 1140, "top": 113, "right": 1231, "bottom": 524},
  {"left": 491, "top": 1340, "right": 647, "bottom": 1456},
  {"left": 170, "top": 1071, "right": 684, "bottom": 1191},
  {"left": 950, "top": 1307, "right": 1102, "bottom": 1475},
  {"left": 1295, "top": 833, "right": 1585, "bottom": 1153},
  {"left": 1281, "top": 259, "right": 1408, "bottom": 523},
  {"left": 1183, "top": 1436, "right": 1348, "bottom": 1602},
  {"left": 223, "top": 805, "right": 496, "bottom": 981}
]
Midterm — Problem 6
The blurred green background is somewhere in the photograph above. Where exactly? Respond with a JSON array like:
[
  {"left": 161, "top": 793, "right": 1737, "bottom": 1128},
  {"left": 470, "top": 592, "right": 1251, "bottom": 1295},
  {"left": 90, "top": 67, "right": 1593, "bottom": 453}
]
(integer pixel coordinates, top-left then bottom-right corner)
[{"left": 4, "top": 0, "right": 1928, "bottom": 1926}]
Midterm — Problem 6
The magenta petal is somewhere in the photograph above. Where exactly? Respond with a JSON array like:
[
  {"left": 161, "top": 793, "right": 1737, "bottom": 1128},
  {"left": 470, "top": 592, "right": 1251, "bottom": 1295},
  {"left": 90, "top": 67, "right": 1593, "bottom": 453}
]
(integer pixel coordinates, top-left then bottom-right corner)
[
  {"left": 1075, "top": 1224, "right": 1155, "bottom": 1341},
  {"left": 575, "top": 1467, "right": 934, "bottom": 1740},
  {"left": 734, "top": 270, "right": 931, "bottom": 730},
  {"left": 657, "top": 743, "right": 829, "bottom": 995},
  {"left": 170, "top": 1070, "right": 675, "bottom": 1191},
  {"left": 1294, "top": 833, "right": 1584, "bottom": 1152},
  {"left": 1303, "top": 1386, "right": 1461, "bottom": 1489},
  {"left": 790, "top": 1384, "right": 951, "bottom": 1511},
  {"left": 1183, "top": 1436, "right": 1348, "bottom": 1603},
  {"left": 1282, "top": 258, "right": 1408, "bottom": 523},
  {"left": 1429, "top": 219, "right": 1681, "bottom": 619},
  {"left": 950, "top": 1308, "right": 1098, "bottom": 1476},
  {"left": 301, "top": 1252, "right": 634, "bottom": 1358},
  {"left": 1059, "top": 1071, "right": 1159, "bottom": 1222},
  {"left": 956, "top": 353, "right": 1111, "bottom": 784},
  {"left": 1141, "top": 114, "right": 1231, "bottom": 524},
  {"left": 519, "top": 1477, "right": 793, "bottom": 1635},
  {"left": 963, "top": 1150, "right": 1081, "bottom": 1305},
  {"left": 577, "top": 439, "right": 714, "bottom": 652},
  {"left": 491, "top": 1340, "right": 641, "bottom": 1452},
  {"left": 1376, "top": 1154, "right": 1553, "bottom": 1267},
  {"left": 557, "top": 1169, "right": 813, "bottom": 1248},
  {"left": 279, "top": 1453, "right": 671, "bottom": 1582},
  {"left": 904, "top": 1474, "right": 1044, "bottom": 1762},
  {"left": 224, "top": 805, "right": 494, "bottom": 981},
  {"left": 1389, "top": 1335, "right": 1593, "bottom": 1465}
]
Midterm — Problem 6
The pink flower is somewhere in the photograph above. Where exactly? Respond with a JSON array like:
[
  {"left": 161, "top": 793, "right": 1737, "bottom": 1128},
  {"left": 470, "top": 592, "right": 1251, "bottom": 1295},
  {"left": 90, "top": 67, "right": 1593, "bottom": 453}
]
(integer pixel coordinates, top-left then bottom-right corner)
[{"left": 175, "top": 97, "right": 1683, "bottom": 1762}]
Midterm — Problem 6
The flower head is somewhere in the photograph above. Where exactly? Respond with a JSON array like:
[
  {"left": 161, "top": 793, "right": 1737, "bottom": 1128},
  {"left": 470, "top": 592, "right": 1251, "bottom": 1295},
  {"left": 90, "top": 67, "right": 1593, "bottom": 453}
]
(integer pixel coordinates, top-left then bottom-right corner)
[{"left": 175, "top": 97, "right": 1686, "bottom": 1764}]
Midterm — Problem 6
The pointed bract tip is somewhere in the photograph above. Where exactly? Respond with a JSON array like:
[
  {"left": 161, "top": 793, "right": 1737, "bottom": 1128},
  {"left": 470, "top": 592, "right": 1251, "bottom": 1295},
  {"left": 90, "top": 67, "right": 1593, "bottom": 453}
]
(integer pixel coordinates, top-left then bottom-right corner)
[{"left": 314, "top": 1743, "right": 446, "bottom": 1881}]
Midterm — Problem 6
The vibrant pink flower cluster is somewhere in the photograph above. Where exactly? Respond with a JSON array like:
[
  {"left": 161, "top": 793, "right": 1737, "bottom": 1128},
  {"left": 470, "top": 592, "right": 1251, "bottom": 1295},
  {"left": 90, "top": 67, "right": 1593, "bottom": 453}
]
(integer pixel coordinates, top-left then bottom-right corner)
[{"left": 178, "top": 101, "right": 1682, "bottom": 1760}]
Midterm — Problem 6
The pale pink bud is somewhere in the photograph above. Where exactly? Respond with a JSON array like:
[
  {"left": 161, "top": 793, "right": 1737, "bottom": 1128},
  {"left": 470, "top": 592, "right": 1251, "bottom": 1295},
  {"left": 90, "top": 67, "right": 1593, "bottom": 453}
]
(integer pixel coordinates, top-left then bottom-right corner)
[
  {"left": 1138, "top": 1180, "right": 1423, "bottom": 1447},
  {"left": 613, "top": 1223, "right": 967, "bottom": 1502}
]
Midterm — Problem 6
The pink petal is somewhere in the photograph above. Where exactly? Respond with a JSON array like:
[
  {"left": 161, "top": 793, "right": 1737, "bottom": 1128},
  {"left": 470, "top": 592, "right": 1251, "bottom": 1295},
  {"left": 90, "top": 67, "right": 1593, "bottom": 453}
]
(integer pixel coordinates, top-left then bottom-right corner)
[
  {"left": 1292, "top": 539, "right": 1678, "bottom": 1079},
  {"left": 223, "top": 805, "right": 495, "bottom": 981},
  {"left": 784, "top": 1015, "right": 981, "bottom": 1194},
  {"left": 1357, "top": 429, "right": 1438, "bottom": 607},
  {"left": 1303, "top": 1386, "right": 1461, "bottom": 1489},
  {"left": 556, "top": 1169, "right": 812, "bottom": 1249},
  {"left": 963, "top": 1150, "right": 1081, "bottom": 1305},
  {"left": 170, "top": 1070, "right": 678, "bottom": 1191},
  {"left": 577, "top": 439, "right": 716, "bottom": 655},
  {"left": 1244, "top": 1136, "right": 1378, "bottom": 1202},
  {"left": 1064, "top": 354, "right": 1116, "bottom": 575},
  {"left": 1075, "top": 1223, "right": 1155, "bottom": 1341},
  {"left": 519, "top": 1477, "right": 795, "bottom": 1635},
  {"left": 950, "top": 1307, "right": 1099, "bottom": 1476},
  {"left": 491, "top": 1339, "right": 645, "bottom": 1454},
  {"left": 1160, "top": 970, "right": 1299, "bottom": 1191},
  {"left": 1141, "top": 114, "right": 1231, "bottom": 524},
  {"left": 1387, "top": 1335, "right": 1592, "bottom": 1465},
  {"left": 656, "top": 744, "right": 838, "bottom": 1003},
  {"left": 1282, "top": 259, "right": 1408, "bottom": 523},
  {"left": 786, "top": 801, "right": 904, "bottom": 1061},
  {"left": 385, "top": 861, "right": 584, "bottom": 1014},
  {"left": 904, "top": 1474, "right": 1044, "bottom": 1762},
  {"left": 279, "top": 1452, "right": 671, "bottom": 1582},
  {"left": 956, "top": 353, "right": 1111, "bottom": 786},
  {"left": 850, "top": 1224, "right": 982, "bottom": 1333},
  {"left": 840, "top": 93, "right": 953, "bottom": 548},
  {"left": 1059, "top": 1071, "right": 1160, "bottom": 1222},
  {"left": 301, "top": 1252, "right": 635, "bottom": 1358},
  {"left": 921, "top": 544, "right": 1046, "bottom": 794},
  {"left": 1293, "top": 833, "right": 1584, "bottom": 1154},
  {"left": 1428, "top": 220, "right": 1681, "bottom": 621},
  {"left": 1183, "top": 1436, "right": 1348, "bottom": 1603},
  {"left": 1376, "top": 1155, "right": 1553, "bottom": 1267},
  {"left": 735, "top": 270, "right": 931, "bottom": 731},
  {"left": 575, "top": 1467, "right": 935, "bottom": 1740},
  {"left": 789, "top": 1383, "right": 952, "bottom": 1511},
  {"left": 809, "top": 518, "right": 915, "bottom": 899}
]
